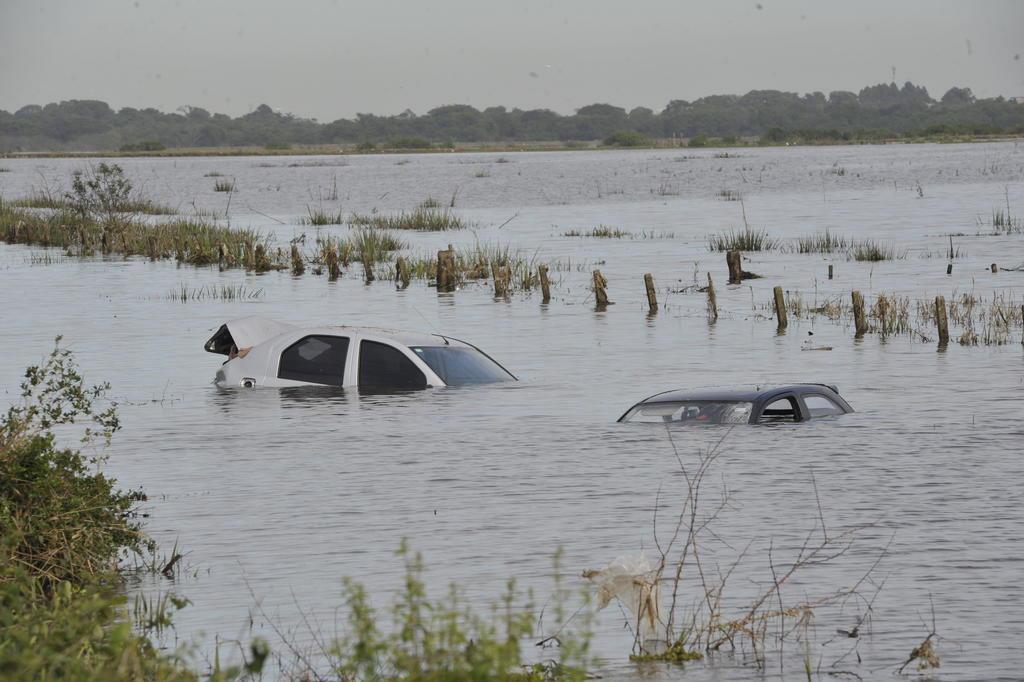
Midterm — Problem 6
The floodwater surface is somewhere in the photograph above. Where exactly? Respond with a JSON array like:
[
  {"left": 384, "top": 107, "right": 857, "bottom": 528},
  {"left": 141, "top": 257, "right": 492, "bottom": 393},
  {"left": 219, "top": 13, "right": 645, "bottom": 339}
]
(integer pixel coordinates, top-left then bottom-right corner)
[{"left": 2, "top": 143, "right": 1023, "bottom": 680}]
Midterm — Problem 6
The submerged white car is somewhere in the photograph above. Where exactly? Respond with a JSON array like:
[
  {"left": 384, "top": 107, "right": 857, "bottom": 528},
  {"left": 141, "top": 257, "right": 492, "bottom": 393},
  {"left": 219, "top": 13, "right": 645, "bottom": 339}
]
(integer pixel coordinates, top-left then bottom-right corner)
[{"left": 205, "top": 316, "right": 516, "bottom": 389}]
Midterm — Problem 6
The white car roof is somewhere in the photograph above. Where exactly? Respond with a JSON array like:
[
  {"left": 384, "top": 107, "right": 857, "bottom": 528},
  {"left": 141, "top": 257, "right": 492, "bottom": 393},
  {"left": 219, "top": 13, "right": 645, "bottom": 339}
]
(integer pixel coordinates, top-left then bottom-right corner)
[{"left": 218, "top": 316, "right": 466, "bottom": 350}]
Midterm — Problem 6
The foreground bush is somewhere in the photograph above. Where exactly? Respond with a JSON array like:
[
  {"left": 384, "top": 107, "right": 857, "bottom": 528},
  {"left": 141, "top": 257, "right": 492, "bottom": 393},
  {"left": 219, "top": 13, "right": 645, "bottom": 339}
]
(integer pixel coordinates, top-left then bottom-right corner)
[{"left": 0, "top": 339, "right": 195, "bottom": 681}]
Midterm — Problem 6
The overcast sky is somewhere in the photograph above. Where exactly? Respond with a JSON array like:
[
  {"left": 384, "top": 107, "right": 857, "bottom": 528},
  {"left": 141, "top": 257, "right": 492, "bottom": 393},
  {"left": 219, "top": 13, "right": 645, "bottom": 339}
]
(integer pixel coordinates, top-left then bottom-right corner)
[{"left": 1, "top": 0, "right": 1022, "bottom": 120}]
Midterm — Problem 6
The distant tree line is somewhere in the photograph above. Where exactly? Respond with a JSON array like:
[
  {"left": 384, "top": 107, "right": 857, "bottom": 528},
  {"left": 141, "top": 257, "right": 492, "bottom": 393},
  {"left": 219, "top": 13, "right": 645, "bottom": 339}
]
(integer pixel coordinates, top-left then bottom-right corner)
[{"left": 1, "top": 81, "right": 1022, "bottom": 152}]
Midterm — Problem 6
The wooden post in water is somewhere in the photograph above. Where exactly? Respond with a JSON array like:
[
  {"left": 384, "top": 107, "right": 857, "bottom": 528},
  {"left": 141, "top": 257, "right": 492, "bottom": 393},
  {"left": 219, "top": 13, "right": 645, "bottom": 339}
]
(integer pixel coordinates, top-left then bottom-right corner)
[
  {"left": 492, "top": 262, "right": 510, "bottom": 297},
  {"left": 706, "top": 273, "right": 718, "bottom": 323},
  {"left": 326, "top": 245, "right": 340, "bottom": 281},
  {"left": 363, "top": 253, "right": 375, "bottom": 284},
  {"left": 395, "top": 256, "right": 410, "bottom": 289},
  {"left": 436, "top": 245, "right": 456, "bottom": 292},
  {"left": 593, "top": 270, "right": 611, "bottom": 309},
  {"left": 946, "top": 263, "right": 953, "bottom": 275},
  {"left": 935, "top": 295, "right": 949, "bottom": 345},
  {"left": 828, "top": 264, "right": 834, "bottom": 280},
  {"left": 726, "top": 250, "right": 743, "bottom": 285},
  {"left": 644, "top": 273, "right": 658, "bottom": 312},
  {"left": 290, "top": 244, "right": 305, "bottom": 276},
  {"left": 538, "top": 264, "right": 551, "bottom": 303},
  {"left": 773, "top": 286, "right": 787, "bottom": 331},
  {"left": 852, "top": 291, "right": 868, "bottom": 338},
  {"left": 991, "top": 263, "right": 999, "bottom": 274}
]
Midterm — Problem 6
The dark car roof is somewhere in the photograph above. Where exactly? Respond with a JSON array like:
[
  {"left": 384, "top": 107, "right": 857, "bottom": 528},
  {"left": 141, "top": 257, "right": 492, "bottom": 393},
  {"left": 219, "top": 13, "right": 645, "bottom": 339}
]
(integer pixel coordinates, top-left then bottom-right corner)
[{"left": 639, "top": 384, "right": 841, "bottom": 405}]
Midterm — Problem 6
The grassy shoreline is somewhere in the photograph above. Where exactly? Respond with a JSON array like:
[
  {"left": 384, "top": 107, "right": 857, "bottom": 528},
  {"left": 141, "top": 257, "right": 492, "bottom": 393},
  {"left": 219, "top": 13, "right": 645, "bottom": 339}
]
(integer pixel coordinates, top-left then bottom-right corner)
[{"left": 3, "top": 133, "right": 1022, "bottom": 159}]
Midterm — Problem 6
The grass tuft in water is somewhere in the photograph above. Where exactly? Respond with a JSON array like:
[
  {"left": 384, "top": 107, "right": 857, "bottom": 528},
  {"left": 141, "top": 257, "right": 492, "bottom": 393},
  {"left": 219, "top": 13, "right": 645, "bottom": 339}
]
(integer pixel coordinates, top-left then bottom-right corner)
[
  {"left": 563, "top": 226, "right": 630, "bottom": 238},
  {"left": 794, "top": 229, "right": 849, "bottom": 254},
  {"left": 212, "top": 178, "right": 235, "bottom": 192},
  {"left": 301, "top": 206, "right": 344, "bottom": 226},
  {"left": 707, "top": 225, "right": 781, "bottom": 252},
  {"left": 848, "top": 239, "right": 907, "bottom": 261},
  {"left": 349, "top": 206, "right": 467, "bottom": 231}
]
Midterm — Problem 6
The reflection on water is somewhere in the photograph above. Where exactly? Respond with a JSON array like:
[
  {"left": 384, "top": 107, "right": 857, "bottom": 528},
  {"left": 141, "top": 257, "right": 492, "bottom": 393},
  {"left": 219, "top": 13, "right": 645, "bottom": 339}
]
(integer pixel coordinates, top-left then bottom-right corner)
[{"left": 1, "top": 143, "right": 1023, "bottom": 680}]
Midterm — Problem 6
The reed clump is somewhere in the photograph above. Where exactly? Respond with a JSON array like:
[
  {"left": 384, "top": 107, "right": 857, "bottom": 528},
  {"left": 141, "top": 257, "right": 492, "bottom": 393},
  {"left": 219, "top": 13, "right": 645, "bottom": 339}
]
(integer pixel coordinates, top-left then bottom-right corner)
[
  {"left": 213, "top": 178, "right": 235, "bottom": 192},
  {"left": 166, "top": 283, "right": 264, "bottom": 302},
  {"left": 707, "top": 225, "right": 781, "bottom": 252},
  {"left": 991, "top": 208, "right": 1023, "bottom": 234},
  {"left": 0, "top": 196, "right": 280, "bottom": 272},
  {"left": 349, "top": 206, "right": 467, "bottom": 231},
  {"left": 794, "top": 229, "right": 849, "bottom": 254},
  {"left": 301, "top": 206, "right": 344, "bottom": 226},
  {"left": 13, "top": 189, "right": 176, "bottom": 215},
  {"left": 848, "top": 239, "right": 906, "bottom": 262},
  {"left": 563, "top": 226, "right": 630, "bottom": 238}
]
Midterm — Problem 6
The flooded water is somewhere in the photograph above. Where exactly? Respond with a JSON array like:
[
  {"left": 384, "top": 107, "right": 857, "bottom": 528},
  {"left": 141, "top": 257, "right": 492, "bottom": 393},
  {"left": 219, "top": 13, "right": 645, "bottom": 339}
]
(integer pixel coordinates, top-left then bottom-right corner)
[{"left": 2, "top": 143, "right": 1023, "bottom": 680}]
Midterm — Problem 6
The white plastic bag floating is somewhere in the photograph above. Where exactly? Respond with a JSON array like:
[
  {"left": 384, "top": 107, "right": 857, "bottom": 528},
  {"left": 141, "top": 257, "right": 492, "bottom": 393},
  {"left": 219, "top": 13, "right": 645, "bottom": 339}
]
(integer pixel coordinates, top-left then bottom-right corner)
[{"left": 583, "top": 553, "right": 661, "bottom": 639}]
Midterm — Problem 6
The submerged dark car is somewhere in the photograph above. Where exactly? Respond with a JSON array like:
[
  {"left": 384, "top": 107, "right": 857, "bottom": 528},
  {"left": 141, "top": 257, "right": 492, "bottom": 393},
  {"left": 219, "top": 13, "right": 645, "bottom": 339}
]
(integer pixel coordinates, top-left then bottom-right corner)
[{"left": 618, "top": 384, "right": 854, "bottom": 424}]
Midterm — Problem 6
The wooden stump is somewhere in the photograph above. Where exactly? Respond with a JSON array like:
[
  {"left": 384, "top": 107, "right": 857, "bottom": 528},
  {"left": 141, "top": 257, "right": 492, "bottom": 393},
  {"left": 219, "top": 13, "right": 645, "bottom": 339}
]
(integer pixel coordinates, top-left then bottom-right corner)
[
  {"left": 593, "top": 270, "right": 611, "bottom": 309},
  {"left": 538, "top": 264, "right": 551, "bottom": 303},
  {"left": 644, "top": 273, "right": 658, "bottom": 312},
  {"left": 828, "top": 264, "right": 833, "bottom": 280},
  {"left": 706, "top": 273, "right": 718, "bottom": 323},
  {"left": 395, "top": 256, "right": 410, "bottom": 289},
  {"left": 492, "top": 262, "right": 510, "bottom": 297},
  {"left": 991, "top": 263, "right": 999, "bottom": 274},
  {"left": 436, "top": 246, "right": 456, "bottom": 292},
  {"left": 326, "top": 245, "right": 340, "bottom": 281},
  {"left": 363, "top": 254, "right": 375, "bottom": 283},
  {"left": 290, "top": 244, "right": 305, "bottom": 276},
  {"left": 935, "top": 295, "right": 949, "bottom": 345},
  {"left": 727, "top": 250, "right": 742, "bottom": 284},
  {"left": 773, "top": 286, "right": 787, "bottom": 331},
  {"left": 852, "top": 290, "right": 868, "bottom": 338}
]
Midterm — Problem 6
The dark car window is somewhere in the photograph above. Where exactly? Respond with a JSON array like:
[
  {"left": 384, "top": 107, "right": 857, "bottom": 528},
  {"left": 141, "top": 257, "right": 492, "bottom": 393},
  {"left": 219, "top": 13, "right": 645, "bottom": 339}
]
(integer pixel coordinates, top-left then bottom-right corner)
[
  {"left": 803, "top": 394, "right": 845, "bottom": 418},
  {"left": 409, "top": 346, "right": 512, "bottom": 386},
  {"left": 759, "top": 396, "right": 801, "bottom": 423},
  {"left": 278, "top": 335, "right": 349, "bottom": 386},
  {"left": 358, "top": 340, "right": 427, "bottom": 390}
]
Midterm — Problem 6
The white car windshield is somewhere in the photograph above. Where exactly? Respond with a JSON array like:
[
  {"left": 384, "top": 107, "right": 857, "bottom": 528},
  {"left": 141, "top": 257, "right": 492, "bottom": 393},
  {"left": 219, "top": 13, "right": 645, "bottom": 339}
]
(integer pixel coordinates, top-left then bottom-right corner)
[
  {"left": 623, "top": 401, "right": 753, "bottom": 424},
  {"left": 410, "top": 346, "right": 512, "bottom": 386}
]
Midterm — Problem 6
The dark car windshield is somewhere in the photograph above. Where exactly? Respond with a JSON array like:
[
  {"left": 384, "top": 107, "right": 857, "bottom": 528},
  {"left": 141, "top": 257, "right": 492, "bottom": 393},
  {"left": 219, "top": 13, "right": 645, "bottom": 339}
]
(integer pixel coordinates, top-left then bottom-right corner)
[
  {"left": 409, "top": 346, "right": 513, "bottom": 386},
  {"left": 622, "top": 401, "right": 753, "bottom": 424}
]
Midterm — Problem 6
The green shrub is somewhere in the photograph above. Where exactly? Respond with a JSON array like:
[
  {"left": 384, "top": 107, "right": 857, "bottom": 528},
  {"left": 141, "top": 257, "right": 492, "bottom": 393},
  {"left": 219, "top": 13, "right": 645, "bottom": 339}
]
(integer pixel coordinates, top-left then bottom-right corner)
[
  {"left": 0, "top": 339, "right": 196, "bottom": 681},
  {"left": 603, "top": 130, "right": 650, "bottom": 147}
]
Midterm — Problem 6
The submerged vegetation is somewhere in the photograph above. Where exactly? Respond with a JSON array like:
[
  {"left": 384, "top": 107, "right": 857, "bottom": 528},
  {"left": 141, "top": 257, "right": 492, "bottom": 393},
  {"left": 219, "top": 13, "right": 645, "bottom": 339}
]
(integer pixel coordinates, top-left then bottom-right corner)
[
  {"left": 563, "top": 226, "right": 630, "bottom": 238},
  {"left": 350, "top": 206, "right": 468, "bottom": 231},
  {"left": 794, "top": 229, "right": 849, "bottom": 254},
  {"left": 707, "top": 225, "right": 782, "bottom": 252},
  {"left": 848, "top": 239, "right": 907, "bottom": 262}
]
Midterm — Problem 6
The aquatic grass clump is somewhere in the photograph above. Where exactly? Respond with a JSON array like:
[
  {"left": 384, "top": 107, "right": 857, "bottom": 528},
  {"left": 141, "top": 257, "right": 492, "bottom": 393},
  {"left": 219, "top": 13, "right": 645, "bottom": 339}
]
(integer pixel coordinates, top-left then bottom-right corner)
[
  {"left": 707, "top": 225, "right": 781, "bottom": 252},
  {"left": 563, "top": 226, "right": 630, "bottom": 238},
  {"left": 794, "top": 229, "right": 849, "bottom": 254},
  {"left": 1, "top": 197, "right": 281, "bottom": 272},
  {"left": 716, "top": 189, "right": 742, "bottom": 201},
  {"left": 13, "top": 190, "right": 176, "bottom": 215},
  {"left": 343, "top": 226, "right": 405, "bottom": 265},
  {"left": 166, "top": 283, "right": 265, "bottom": 302},
  {"left": 212, "top": 178, "right": 235, "bottom": 192},
  {"left": 991, "top": 208, "right": 1023, "bottom": 234},
  {"left": 301, "top": 206, "right": 344, "bottom": 226},
  {"left": 350, "top": 206, "right": 467, "bottom": 231},
  {"left": 848, "top": 239, "right": 907, "bottom": 262}
]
